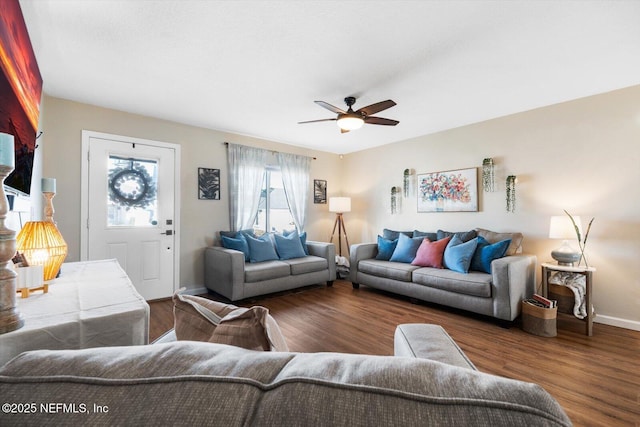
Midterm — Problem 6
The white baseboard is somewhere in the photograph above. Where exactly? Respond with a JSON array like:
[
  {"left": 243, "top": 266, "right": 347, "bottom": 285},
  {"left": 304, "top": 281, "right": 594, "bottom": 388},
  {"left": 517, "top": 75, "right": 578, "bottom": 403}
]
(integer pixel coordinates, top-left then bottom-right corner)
[{"left": 595, "top": 315, "right": 640, "bottom": 332}]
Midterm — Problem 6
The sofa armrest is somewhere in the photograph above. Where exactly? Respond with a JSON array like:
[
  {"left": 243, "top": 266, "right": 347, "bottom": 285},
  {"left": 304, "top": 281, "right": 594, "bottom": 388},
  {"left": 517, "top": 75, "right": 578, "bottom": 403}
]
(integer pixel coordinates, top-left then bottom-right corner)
[
  {"left": 306, "top": 241, "right": 337, "bottom": 281},
  {"left": 349, "top": 243, "right": 378, "bottom": 283},
  {"left": 204, "top": 246, "right": 246, "bottom": 301},
  {"left": 491, "top": 254, "right": 537, "bottom": 321}
]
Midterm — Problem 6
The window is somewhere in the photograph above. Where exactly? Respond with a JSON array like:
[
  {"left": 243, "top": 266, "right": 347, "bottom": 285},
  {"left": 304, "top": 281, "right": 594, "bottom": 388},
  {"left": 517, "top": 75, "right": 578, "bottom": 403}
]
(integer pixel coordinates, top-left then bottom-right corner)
[
  {"left": 107, "top": 155, "right": 158, "bottom": 227},
  {"left": 254, "top": 167, "right": 294, "bottom": 234}
]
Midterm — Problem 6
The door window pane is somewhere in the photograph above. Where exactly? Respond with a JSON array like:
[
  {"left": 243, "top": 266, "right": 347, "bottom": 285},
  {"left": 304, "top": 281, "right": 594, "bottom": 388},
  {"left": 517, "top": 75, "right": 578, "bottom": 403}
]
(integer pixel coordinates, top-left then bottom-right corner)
[{"left": 107, "top": 156, "right": 158, "bottom": 227}]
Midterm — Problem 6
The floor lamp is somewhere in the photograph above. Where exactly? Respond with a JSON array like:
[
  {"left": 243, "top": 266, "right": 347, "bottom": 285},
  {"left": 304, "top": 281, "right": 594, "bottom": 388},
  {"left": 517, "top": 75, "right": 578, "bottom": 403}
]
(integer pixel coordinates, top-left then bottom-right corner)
[{"left": 329, "top": 197, "right": 351, "bottom": 257}]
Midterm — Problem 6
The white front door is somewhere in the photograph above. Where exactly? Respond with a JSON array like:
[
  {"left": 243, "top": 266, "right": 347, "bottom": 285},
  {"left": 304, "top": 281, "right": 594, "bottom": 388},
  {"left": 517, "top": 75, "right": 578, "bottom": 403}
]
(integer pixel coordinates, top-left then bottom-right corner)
[{"left": 81, "top": 131, "right": 180, "bottom": 300}]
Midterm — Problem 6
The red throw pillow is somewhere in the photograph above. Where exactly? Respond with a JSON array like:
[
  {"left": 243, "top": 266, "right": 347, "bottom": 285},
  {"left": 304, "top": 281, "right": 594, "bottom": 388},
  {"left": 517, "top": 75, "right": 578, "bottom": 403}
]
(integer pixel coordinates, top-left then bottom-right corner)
[{"left": 411, "top": 236, "right": 451, "bottom": 268}]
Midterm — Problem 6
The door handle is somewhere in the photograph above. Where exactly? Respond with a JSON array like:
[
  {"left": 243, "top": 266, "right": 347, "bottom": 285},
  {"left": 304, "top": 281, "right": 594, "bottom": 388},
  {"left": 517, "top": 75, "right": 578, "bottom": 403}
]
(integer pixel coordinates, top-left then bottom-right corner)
[{"left": 161, "top": 230, "right": 173, "bottom": 236}]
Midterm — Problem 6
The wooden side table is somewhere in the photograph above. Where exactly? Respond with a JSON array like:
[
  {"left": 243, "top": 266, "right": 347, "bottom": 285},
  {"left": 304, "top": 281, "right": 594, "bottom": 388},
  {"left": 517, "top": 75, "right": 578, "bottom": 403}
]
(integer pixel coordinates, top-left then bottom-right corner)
[{"left": 541, "top": 262, "right": 595, "bottom": 336}]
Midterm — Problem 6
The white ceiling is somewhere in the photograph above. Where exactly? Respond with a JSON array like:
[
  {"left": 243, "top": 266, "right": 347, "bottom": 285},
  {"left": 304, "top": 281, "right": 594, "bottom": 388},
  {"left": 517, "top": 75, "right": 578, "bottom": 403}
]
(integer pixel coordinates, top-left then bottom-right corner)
[{"left": 19, "top": 0, "right": 640, "bottom": 154}]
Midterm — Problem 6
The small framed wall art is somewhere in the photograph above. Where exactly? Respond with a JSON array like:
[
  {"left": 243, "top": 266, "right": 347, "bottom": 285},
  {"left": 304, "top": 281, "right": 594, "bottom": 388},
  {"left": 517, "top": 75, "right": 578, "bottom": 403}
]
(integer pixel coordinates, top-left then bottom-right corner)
[
  {"left": 198, "top": 167, "right": 220, "bottom": 200},
  {"left": 314, "top": 179, "right": 327, "bottom": 204},
  {"left": 417, "top": 167, "right": 478, "bottom": 212}
]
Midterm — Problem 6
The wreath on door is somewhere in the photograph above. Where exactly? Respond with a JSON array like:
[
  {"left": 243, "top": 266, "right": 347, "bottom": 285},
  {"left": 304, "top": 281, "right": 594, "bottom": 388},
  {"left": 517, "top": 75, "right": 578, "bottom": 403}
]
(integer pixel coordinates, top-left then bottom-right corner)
[{"left": 108, "top": 163, "right": 156, "bottom": 209}]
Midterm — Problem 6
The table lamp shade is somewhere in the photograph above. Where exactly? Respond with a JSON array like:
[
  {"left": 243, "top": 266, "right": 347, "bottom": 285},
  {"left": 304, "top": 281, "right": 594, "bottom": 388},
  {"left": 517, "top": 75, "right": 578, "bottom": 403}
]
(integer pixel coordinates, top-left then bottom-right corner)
[
  {"left": 549, "top": 215, "right": 582, "bottom": 239},
  {"left": 16, "top": 221, "right": 68, "bottom": 281},
  {"left": 329, "top": 197, "right": 351, "bottom": 213}
]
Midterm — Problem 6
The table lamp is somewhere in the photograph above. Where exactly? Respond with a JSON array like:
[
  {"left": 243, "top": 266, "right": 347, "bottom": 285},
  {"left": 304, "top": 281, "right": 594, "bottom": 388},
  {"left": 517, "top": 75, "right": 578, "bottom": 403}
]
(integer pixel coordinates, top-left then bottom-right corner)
[
  {"left": 16, "top": 178, "right": 68, "bottom": 281},
  {"left": 329, "top": 197, "right": 351, "bottom": 257},
  {"left": 549, "top": 215, "right": 582, "bottom": 266}
]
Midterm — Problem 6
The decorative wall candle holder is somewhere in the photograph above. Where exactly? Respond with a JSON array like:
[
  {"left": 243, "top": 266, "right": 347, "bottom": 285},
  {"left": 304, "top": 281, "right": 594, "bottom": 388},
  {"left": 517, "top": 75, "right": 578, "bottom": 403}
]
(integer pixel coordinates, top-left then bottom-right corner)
[
  {"left": 506, "top": 175, "right": 517, "bottom": 213},
  {"left": 403, "top": 168, "right": 414, "bottom": 198},
  {"left": 391, "top": 186, "right": 401, "bottom": 214},
  {"left": 482, "top": 158, "right": 495, "bottom": 192}
]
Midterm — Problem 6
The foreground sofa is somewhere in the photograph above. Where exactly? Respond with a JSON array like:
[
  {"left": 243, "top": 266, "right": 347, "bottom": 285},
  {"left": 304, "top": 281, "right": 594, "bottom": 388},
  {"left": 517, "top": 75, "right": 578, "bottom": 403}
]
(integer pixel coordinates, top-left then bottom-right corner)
[
  {"left": 350, "top": 228, "right": 536, "bottom": 322},
  {"left": 205, "top": 240, "right": 336, "bottom": 301},
  {"left": 0, "top": 338, "right": 571, "bottom": 426}
]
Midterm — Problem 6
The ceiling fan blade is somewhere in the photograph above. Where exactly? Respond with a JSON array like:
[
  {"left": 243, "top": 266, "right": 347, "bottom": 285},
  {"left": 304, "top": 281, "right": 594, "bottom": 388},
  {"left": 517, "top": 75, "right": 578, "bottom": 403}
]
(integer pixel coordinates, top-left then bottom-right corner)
[
  {"left": 315, "top": 100, "right": 346, "bottom": 114},
  {"left": 298, "top": 118, "right": 337, "bottom": 124},
  {"left": 356, "top": 100, "right": 396, "bottom": 116},
  {"left": 364, "top": 116, "right": 399, "bottom": 126},
  {"left": 340, "top": 128, "right": 350, "bottom": 134}
]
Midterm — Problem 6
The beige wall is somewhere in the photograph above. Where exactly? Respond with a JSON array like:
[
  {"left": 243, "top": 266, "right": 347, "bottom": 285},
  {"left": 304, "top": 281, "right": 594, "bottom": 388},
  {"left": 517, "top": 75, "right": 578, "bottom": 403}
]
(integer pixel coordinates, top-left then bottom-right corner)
[
  {"left": 39, "top": 85, "right": 639, "bottom": 329},
  {"left": 342, "top": 85, "right": 640, "bottom": 328},
  {"left": 39, "top": 96, "right": 343, "bottom": 290}
]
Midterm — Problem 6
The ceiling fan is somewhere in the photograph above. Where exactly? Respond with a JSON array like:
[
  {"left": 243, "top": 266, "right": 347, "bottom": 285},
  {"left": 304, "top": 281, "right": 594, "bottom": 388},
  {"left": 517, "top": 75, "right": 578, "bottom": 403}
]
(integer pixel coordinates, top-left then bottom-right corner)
[{"left": 299, "top": 96, "right": 399, "bottom": 133}]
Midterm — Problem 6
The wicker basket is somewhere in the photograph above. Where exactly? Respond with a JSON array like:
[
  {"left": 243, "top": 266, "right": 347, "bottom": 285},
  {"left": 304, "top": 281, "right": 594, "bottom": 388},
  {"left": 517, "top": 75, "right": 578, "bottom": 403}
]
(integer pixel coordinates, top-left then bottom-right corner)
[
  {"left": 521, "top": 300, "right": 557, "bottom": 337},
  {"left": 549, "top": 283, "right": 574, "bottom": 314}
]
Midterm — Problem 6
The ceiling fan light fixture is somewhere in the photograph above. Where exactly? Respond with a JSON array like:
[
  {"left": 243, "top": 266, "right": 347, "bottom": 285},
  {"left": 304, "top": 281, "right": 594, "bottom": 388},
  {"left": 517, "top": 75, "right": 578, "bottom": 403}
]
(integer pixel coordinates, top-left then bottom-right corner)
[{"left": 336, "top": 114, "right": 364, "bottom": 131}]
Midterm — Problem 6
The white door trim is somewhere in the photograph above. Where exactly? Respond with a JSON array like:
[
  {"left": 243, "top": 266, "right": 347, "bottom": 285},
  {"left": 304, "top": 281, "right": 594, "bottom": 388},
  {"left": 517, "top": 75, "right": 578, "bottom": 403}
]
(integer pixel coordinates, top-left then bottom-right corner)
[{"left": 80, "top": 130, "right": 181, "bottom": 293}]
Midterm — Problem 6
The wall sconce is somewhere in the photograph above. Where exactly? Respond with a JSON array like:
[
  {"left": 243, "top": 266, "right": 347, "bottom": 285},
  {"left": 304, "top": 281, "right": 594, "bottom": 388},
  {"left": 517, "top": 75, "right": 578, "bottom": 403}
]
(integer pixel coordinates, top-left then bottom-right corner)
[
  {"left": 506, "top": 175, "right": 517, "bottom": 212},
  {"left": 403, "top": 168, "right": 415, "bottom": 197},
  {"left": 391, "top": 186, "right": 401, "bottom": 214},
  {"left": 482, "top": 158, "right": 495, "bottom": 192}
]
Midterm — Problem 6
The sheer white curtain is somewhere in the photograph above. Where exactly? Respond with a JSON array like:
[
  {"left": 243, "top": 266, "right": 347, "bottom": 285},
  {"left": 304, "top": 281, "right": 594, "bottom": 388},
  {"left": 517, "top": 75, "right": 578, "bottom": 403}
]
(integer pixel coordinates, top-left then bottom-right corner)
[
  {"left": 227, "top": 143, "right": 269, "bottom": 231},
  {"left": 276, "top": 152, "right": 311, "bottom": 232}
]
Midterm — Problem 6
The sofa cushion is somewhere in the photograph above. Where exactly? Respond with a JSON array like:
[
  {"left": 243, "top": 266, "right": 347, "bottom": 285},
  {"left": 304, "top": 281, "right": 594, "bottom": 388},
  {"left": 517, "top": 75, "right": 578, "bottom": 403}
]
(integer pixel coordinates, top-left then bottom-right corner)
[
  {"left": 172, "top": 291, "right": 288, "bottom": 351},
  {"left": 382, "top": 228, "right": 413, "bottom": 240},
  {"left": 375, "top": 235, "right": 398, "bottom": 261},
  {"left": 220, "top": 229, "right": 255, "bottom": 239},
  {"left": 244, "top": 260, "right": 291, "bottom": 282},
  {"left": 475, "top": 228, "right": 523, "bottom": 255},
  {"left": 470, "top": 236, "right": 511, "bottom": 273},
  {"left": 412, "top": 268, "right": 492, "bottom": 298},
  {"left": 389, "top": 233, "right": 424, "bottom": 263},
  {"left": 221, "top": 233, "right": 250, "bottom": 261},
  {"left": 413, "top": 230, "right": 438, "bottom": 241},
  {"left": 0, "top": 342, "right": 572, "bottom": 426},
  {"left": 358, "top": 259, "right": 419, "bottom": 282},
  {"left": 437, "top": 229, "right": 478, "bottom": 243},
  {"left": 274, "top": 230, "right": 307, "bottom": 260},
  {"left": 246, "top": 233, "right": 279, "bottom": 263},
  {"left": 283, "top": 255, "right": 328, "bottom": 275},
  {"left": 443, "top": 235, "right": 478, "bottom": 273},
  {"left": 411, "top": 236, "right": 451, "bottom": 268}
]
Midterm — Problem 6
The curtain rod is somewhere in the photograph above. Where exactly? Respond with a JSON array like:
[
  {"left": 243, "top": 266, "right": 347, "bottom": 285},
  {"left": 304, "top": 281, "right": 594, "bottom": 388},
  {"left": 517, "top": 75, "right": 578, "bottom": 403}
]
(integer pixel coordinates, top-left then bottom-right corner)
[{"left": 223, "top": 142, "right": 316, "bottom": 160}]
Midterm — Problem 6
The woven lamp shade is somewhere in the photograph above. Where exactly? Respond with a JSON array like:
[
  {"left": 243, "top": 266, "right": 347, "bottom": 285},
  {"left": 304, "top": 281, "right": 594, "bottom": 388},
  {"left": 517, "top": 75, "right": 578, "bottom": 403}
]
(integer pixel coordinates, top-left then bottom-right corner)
[{"left": 16, "top": 221, "right": 68, "bottom": 281}]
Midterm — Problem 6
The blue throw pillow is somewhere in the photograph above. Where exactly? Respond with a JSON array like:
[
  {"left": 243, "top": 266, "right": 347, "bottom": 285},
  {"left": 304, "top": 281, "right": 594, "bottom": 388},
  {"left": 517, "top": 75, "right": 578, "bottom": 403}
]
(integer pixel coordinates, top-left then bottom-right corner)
[
  {"left": 246, "top": 233, "right": 279, "bottom": 263},
  {"left": 389, "top": 233, "right": 424, "bottom": 263},
  {"left": 443, "top": 235, "right": 478, "bottom": 274},
  {"left": 284, "top": 229, "right": 309, "bottom": 255},
  {"left": 274, "top": 230, "right": 307, "bottom": 260},
  {"left": 220, "top": 233, "right": 250, "bottom": 261},
  {"left": 470, "top": 236, "right": 511, "bottom": 273},
  {"left": 375, "top": 235, "right": 398, "bottom": 260}
]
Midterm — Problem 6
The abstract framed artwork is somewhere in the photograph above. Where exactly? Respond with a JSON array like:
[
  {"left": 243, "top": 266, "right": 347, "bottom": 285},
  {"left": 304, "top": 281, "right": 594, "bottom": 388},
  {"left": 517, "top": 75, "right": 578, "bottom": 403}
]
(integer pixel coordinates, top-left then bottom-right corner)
[
  {"left": 313, "top": 179, "right": 327, "bottom": 204},
  {"left": 198, "top": 168, "right": 220, "bottom": 200},
  {"left": 417, "top": 167, "right": 478, "bottom": 212},
  {"left": 0, "top": 0, "right": 43, "bottom": 196}
]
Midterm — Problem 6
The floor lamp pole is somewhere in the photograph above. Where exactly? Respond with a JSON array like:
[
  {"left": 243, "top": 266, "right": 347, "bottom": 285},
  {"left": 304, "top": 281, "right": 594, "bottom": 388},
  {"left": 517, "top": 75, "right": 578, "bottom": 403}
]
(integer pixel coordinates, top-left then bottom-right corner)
[{"left": 330, "top": 213, "right": 350, "bottom": 257}]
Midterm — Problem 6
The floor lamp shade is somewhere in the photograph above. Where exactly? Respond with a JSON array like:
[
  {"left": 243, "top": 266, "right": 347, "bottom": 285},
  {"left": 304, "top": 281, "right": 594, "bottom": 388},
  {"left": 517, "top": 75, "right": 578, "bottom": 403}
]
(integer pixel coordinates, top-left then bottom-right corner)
[
  {"left": 329, "top": 197, "right": 351, "bottom": 213},
  {"left": 16, "top": 221, "right": 68, "bottom": 281}
]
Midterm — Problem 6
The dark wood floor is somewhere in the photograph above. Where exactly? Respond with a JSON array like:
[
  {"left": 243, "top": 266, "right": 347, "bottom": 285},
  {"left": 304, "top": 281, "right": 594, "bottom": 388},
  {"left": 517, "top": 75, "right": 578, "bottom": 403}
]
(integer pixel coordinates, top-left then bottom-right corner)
[{"left": 149, "top": 280, "right": 640, "bottom": 427}]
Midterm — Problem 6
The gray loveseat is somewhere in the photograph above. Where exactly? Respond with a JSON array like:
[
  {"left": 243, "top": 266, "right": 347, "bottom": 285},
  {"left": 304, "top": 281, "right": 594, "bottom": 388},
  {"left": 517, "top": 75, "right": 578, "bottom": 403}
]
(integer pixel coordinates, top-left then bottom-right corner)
[
  {"left": 350, "top": 228, "right": 536, "bottom": 322},
  {"left": 0, "top": 332, "right": 571, "bottom": 426},
  {"left": 205, "top": 240, "right": 336, "bottom": 301}
]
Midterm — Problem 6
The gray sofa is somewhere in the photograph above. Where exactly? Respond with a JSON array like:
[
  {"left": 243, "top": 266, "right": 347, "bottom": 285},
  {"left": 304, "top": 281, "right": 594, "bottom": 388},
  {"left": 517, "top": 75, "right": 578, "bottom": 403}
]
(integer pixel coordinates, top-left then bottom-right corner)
[
  {"left": 205, "top": 241, "right": 336, "bottom": 301},
  {"left": 350, "top": 229, "right": 536, "bottom": 321},
  {"left": 0, "top": 326, "right": 572, "bottom": 426}
]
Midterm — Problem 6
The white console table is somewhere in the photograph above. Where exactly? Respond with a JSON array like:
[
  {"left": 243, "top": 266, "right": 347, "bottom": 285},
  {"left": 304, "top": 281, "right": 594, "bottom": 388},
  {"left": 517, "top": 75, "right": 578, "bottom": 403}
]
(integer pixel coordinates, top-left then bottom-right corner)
[{"left": 0, "top": 259, "right": 150, "bottom": 366}]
